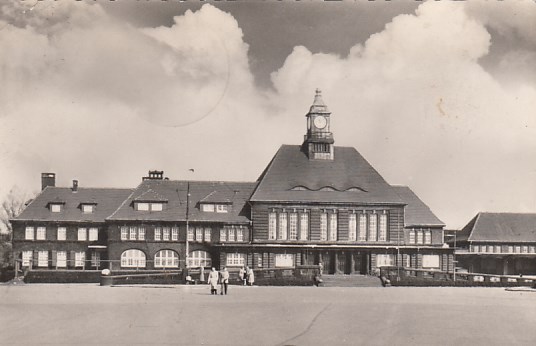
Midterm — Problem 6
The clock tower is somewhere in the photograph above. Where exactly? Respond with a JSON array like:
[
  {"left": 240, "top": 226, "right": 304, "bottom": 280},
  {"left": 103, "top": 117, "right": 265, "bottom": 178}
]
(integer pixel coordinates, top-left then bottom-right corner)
[{"left": 303, "top": 89, "right": 334, "bottom": 160}]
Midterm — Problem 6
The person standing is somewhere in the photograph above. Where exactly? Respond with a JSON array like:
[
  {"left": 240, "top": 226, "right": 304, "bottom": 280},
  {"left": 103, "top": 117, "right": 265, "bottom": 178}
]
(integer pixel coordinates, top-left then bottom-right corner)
[
  {"left": 219, "top": 267, "right": 229, "bottom": 295},
  {"left": 246, "top": 266, "right": 255, "bottom": 286},
  {"left": 207, "top": 267, "right": 219, "bottom": 295},
  {"left": 239, "top": 266, "right": 246, "bottom": 286}
]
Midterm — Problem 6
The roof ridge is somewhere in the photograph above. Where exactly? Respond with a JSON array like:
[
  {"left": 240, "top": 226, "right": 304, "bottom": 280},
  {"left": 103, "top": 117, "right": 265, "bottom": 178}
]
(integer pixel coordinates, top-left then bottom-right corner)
[{"left": 107, "top": 187, "right": 138, "bottom": 220}]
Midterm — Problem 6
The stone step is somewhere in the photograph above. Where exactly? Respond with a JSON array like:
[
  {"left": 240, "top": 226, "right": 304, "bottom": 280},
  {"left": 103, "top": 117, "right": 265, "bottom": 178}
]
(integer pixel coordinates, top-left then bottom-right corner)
[{"left": 320, "top": 275, "right": 383, "bottom": 287}]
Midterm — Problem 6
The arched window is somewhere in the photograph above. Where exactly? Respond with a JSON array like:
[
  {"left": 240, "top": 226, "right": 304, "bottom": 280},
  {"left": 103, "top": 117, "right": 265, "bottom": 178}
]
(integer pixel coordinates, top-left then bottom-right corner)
[
  {"left": 154, "top": 249, "right": 179, "bottom": 268},
  {"left": 121, "top": 249, "right": 146, "bottom": 268},
  {"left": 189, "top": 250, "right": 211, "bottom": 268}
]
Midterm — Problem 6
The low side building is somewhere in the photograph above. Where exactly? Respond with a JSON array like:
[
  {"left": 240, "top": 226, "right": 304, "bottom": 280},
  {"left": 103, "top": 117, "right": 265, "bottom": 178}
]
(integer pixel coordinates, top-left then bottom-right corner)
[{"left": 454, "top": 212, "right": 536, "bottom": 275}]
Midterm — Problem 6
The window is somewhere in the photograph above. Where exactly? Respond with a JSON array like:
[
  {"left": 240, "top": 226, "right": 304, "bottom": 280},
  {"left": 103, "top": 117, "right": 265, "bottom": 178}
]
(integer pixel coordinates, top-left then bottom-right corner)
[
  {"left": 25, "top": 227, "right": 34, "bottom": 240},
  {"left": 376, "top": 254, "right": 395, "bottom": 267},
  {"left": 138, "top": 227, "right": 145, "bottom": 241},
  {"left": 226, "top": 253, "right": 245, "bottom": 267},
  {"left": 495, "top": 245, "right": 502, "bottom": 253},
  {"left": 424, "top": 230, "right": 432, "bottom": 245},
  {"left": 508, "top": 246, "right": 514, "bottom": 253},
  {"left": 57, "top": 227, "right": 66, "bottom": 241},
  {"left": 236, "top": 228, "right": 244, "bottom": 242},
  {"left": 481, "top": 246, "right": 487, "bottom": 253},
  {"left": 368, "top": 214, "right": 378, "bottom": 241},
  {"left": 515, "top": 246, "right": 521, "bottom": 253},
  {"left": 189, "top": 250, "right": 211, "bottom": 268},
  {"left": 163, "top": 227, "right": 170, "bottom": 241},
  {"left": 195, "top": 227, "right": 203, "bottom": 242},
  {"left": 358, "top": 214, "right": 367, "bottom": 241},
  {"left": 89, "top": 228, "right": 98, "bottom": 241},
  {"left": 22, "top": 251, "right": 32, "bottom": 266},
  {"left": 220, "top": 229, "right": 226, "bottom": 242},
  {"left": 522, "top": 246, "right": 528, "bottom": 254},
  {"left": 278, "top": 213, "right": 288, "bottom": 240},
  {"left": 154, "top": 227, "right": 161, "bottom": 241},
  {"left": 187, "top": 227, "right": 194, "bottom": 241},
  {"left": 201, "top": 204, "right": 215, "bottom": 212},
  {"left": 154, "top": 250, "right": 179, "bottom": 268},
  {"left": 487, "top": 245, "right": 494, "bottom": 253},
  {"left": 129, "top": 227, "right": 137, "bottom": 240},
  {"left": 204, "top": 228, "right": 211, "bottom": 242},
  {"left": 268, "top": 212, "right": 277, "bottom": 240},
  {"left": 50, "top": 204, "right": 62, "bottom": 212},
  {"left": 121, "top": 226, "right": 128, "bottom": 240},
  {"left": 56, "top": 251, "right": 67, "bottom": 268},
  {"left": 121, "top": 249, "right": 146, "bottom": 268},
  {"left": 473, "top": 245, "right": 479, "bottom": 252},
  {"left": 348, "top": 214, "right": 357, "bottom": 241},
  {"left": 299, "top": 212, "right": 309, "bottom": 240},
  {"left": 136, "top": 203, "right": 149, "bottom": 211},
  {"left": 289, "top": 213, "right": 298, "bottom": 240},
  {"left": 78, "top": 228, "right": 87, "bottom": 241},
  {"left": 172, "top": 227, "right": 179, "bottom": 241},
  {"left": 320, "top": 213, "right": 328, "bottom": 241},
  {"left": 216, "top": 204, "right": 229, "bottom": 213},
  {"left": 379, "top": 214, "right": 388, "bottom": 241},
  {"left": 416, "top": 230, "right": 423, "bottom": 245},
  {"left": 329, "top": 213, "right": 337, "bottom": 241},
  {"left": 38, "top": 251, "right": 48, "bottom": 267},
  {"left": 82, "top": 204, "right": 94, "bottom": 213},
  {"left": 422, "top": 255, "right": 440, "bottom": 269},
  {"left": 151, "top": 203, "right": 163, "bottom": 211},
  {"left": 36, "top": 227, "right": 46, "bottom": 240},
  {"left": 75, "top": 252, "right": 86, "bottom": 267},
  {"left": 275, "top": 254, "right": 295, "bottom": 268},
  {"left": 91, "top": 252, "right": 101, "bottom": 267},
  {"left": 228, "top": 228, "right": 235, "bottom": 242},
  {"left": 530, "top": 246, "right": 536, "bottom": 254},
  {"left": 409, "top": 229, "right": 416, "bottom": 244}
]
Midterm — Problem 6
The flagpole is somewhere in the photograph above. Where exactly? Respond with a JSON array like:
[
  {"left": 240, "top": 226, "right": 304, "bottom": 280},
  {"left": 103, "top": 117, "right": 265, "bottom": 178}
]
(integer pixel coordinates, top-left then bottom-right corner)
[{"left": 185, "top": 181, "right": 190, "bottom": 269}]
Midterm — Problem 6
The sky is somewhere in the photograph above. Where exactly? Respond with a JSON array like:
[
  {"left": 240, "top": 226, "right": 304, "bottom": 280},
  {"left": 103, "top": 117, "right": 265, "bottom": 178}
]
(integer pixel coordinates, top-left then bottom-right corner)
[{"left": 1, "top": 0, "right": 535, "bottom": 229}]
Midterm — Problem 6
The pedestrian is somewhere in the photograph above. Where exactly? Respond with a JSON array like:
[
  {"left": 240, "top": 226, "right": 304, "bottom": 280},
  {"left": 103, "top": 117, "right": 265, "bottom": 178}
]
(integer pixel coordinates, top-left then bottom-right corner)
[
  {"left": 239, "top": 266, "right": 246, "bottom": 286},
  {"left": 246, "top": 266, "right": 255, "bottom": 286},
  {"left": 219, "top": 267, "right": 229, "bottom": 295},
  {"left": 207, "top": 267, "right": 219, "bottom": 295}
]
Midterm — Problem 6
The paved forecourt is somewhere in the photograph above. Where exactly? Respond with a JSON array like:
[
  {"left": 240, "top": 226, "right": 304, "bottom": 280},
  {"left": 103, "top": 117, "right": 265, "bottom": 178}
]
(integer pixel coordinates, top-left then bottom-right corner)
[{"left": 2, "top": 284, "right": 536, "bottom": 345}]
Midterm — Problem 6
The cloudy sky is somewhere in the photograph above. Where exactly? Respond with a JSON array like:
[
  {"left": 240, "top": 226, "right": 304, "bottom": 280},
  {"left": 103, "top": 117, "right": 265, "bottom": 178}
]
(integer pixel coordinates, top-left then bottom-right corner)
[{"left": 1, "top": 0, "right": 535, "bottom": 229}]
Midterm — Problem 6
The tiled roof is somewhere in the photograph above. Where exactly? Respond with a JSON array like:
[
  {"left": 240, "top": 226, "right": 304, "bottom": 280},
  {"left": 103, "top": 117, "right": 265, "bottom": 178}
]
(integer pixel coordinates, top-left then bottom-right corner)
[
  {"left": 392, "top": 186, "right": 445, "bottom": 227},
  {"left": 108, "top": 180, "right": 257, "bottom": 223},
  {"left": 250, "top": 145, "right": 404, "bottom": 204},
  {"left": 133, "top": 189, "right": 168, "bottom": 202},
  {"left": 12, "top": 187, "right": 133, "bottom": 223},
  {"left": 461, "top": 212, "right": 536, "bottom": 243}
]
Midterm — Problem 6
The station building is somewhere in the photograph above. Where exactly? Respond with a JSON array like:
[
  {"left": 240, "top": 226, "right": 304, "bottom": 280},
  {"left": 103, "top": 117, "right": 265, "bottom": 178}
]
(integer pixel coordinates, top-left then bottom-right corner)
[{"left": 11, "top": 90, "right": 452, "bottom": 277}]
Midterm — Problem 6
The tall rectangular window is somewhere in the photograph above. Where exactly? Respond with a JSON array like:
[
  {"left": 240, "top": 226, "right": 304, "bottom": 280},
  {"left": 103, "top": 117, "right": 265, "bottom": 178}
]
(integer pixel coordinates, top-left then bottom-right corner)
[
  {"left": 299, "top": 213, "right": 308, "bottom": 240},
  {"left": 409, "top": 229, "right": 416, "bottom": 244},
  {"left": 187, "top": 227, "right": 194, "bottom": 241},
  {"left": 121, "top": 226, "right": 128, "bottom": 240},
  {"left": 138, "top": 227, "right": 145, "bottom": 241},
  {"left": 473, "top": 245, "right": 480, "bottom": 252},
  {"left": 36, "top": 227, "right": 46, "bottom": 240},
  {"left": 268, "top": 212, "right": 277, "bottom": 240},
  {"left": 163, "top": 227, "right": 170, "bottom": 241},
  {"left": 348, "top": 214, "right": 357, "bottom": 241},
  {"left": 91, "top": 252, "right": 101, "bottom": 267},
  {"left": 56, "top": 251, "right": 67, "bottom": 268},
  {"left": 378, "top": 213, "right": 388, "bottom": 241},
  {"left": 320, "top": 213, "right": 328, "bottom": 241},
  {"left": 57, "top": 227, "right": 66, "bottom": 241},
  {"left": 416, "top": 230, "right": 423, "bottom": 244},
  {"left": 75, "top": 252, "right": 85, "bottom": 267},
  {"left": 154, "top": 227, "right": 162, "bottom": 241},
  {"left": 236, "top": 228, "right": 244, "bottom": 242},
  {"left": 78, "top": 227, "right": 87, "bottom": 241},
  {"left": 495, "top": 245, "right": 502, "bottom": 253},
  {"left": 25, "top": 227, "right": 34, "bottom": 240},
  {"left": 129, "top": 227, "right": 136, "bottom": 240},
  {"left": 89, "top": 228, "right": 98, "bottom": 241},
  {"left": 228, "top": 228, "right": 235, "bottom": 242},
  {"left": 220, "top": 229, "right": 226, "bottom": 242},
  {"left": 22, "top": 251, "right": 32, "bottom": 266},
  {"left": 289, "top": 213, "right": 298, "bottom": 240},
  {"left": 368, "top": 214, "right": 377, "bottom": 241},
  {"left": 328, "top": 213, "right": 337, "bottom": 241},
  {"left": 204, "top": 228, "right": 211, "bottom": 242},
  {"left": 38, "top": 251, "right": 48, "bottom": 267},
  {"left": 278, "top": 213, "right": 288, "bottom": 240},
  {"left": 358, "top": 214, "right": 367, "bottom": 241},
  {"left": 171, "top": 227, "right": 179, "bottom": 241},
  {"left": 424, "top": 230, "right": 432, "bottom": 244},
  {"left": 196, "top": 227, "right": 203, "bottom": 242}
]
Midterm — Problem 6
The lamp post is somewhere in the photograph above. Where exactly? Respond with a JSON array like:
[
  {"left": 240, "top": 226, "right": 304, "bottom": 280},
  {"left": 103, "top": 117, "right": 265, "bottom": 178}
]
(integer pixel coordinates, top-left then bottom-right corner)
[{"left": 185, "top": 181, "right": 191, "bottom": 269}]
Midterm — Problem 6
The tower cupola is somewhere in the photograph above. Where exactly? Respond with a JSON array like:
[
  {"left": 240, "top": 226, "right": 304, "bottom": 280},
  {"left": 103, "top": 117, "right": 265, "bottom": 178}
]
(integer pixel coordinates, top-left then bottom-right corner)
[{"left": 303, "top": 89, "right": 334, "bottom": 160}]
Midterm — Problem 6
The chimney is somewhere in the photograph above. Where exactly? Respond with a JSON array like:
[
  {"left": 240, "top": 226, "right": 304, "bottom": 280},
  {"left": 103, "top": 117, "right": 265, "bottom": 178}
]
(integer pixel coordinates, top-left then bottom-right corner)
[
  {"left": 72, "top": 180, "right": 78, "bottom": 192},
  {"left": 41, "top": 173, "right": 56, "bottom": 190},
  {"left": 143, "top": 170, "right": 164, "bottom": 181}
]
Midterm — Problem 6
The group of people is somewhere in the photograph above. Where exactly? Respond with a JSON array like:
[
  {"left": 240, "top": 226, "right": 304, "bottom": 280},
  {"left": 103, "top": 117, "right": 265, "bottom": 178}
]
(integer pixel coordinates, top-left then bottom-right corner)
[{"left": 207, "top": 266, "right": 255, "bottom": 295}]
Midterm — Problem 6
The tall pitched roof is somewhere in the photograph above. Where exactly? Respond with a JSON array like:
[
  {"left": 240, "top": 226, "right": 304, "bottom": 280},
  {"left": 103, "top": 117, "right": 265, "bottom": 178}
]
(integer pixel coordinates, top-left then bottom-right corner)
[
  {"left": 392, "top": 186, "right": 445, "bottom": 227},
  {"left": 250, "top": 145, "right": 404, "bottom": 204},
  {"left": 108, "top": 180, "right": 257, "bottom": 223},
  {"left": 457, "top": 212, "right": 536, "bottom": 243},
  {"left": 12, "top": 187, "right": 133, "bottom": 223}
]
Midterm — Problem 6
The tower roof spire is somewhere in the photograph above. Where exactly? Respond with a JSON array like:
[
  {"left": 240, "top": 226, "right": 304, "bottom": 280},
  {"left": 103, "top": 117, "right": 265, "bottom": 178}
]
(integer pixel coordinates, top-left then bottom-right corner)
[{"left": 309, "top": 88, "right": 330, "bottom": 114}]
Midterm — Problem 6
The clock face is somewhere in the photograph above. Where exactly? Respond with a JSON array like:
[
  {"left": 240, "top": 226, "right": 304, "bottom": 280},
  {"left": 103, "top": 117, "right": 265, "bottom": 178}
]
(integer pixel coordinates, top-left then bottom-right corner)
[{"left": 313, "top": 116, "right": 327, "bottom": 129}]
